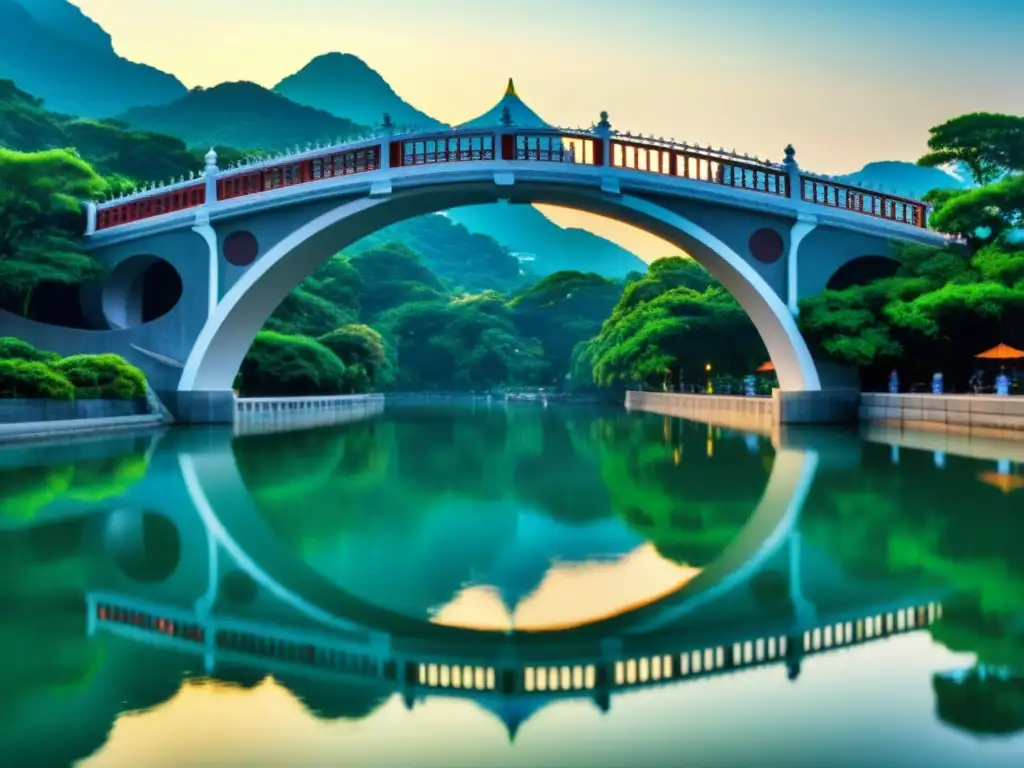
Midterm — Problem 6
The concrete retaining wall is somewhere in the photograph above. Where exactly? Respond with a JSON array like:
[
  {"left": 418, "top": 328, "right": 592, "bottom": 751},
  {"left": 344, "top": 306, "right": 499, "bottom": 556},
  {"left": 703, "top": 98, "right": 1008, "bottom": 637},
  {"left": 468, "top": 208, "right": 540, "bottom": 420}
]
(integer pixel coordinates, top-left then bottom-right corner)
[
  {"left": 0, "top": 414, "right": 164, "bottom": 442},
  {"left": 0, "top": 398, "right": 148, "bottom": 424},
  {"left": 625, "top": 391, "right": 775, "bottom": 433},
  {"left": 625, "top": 389, "right": 860, "bottom": 426},
  {"left": 860, "top": 393, "right": 1024, "bottom": 437}
]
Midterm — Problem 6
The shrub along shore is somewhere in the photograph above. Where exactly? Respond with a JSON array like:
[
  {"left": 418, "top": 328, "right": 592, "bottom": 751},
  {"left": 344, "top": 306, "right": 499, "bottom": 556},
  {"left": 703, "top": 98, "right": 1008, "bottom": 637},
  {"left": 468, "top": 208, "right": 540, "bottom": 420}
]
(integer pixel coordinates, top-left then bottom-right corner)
[{"left": 0, "top": 338, "right": 147, "bottom": 400}]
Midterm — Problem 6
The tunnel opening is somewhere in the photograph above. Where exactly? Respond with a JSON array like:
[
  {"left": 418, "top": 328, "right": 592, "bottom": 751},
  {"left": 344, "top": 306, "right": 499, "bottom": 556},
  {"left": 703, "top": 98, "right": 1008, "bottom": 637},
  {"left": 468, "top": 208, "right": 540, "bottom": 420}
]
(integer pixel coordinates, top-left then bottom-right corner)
[
  {"left": 101, "top": 255, "right": 183, "bottom": 330},
  {"left": 826, "top": 256, "right": 899, "bottom": 292}
]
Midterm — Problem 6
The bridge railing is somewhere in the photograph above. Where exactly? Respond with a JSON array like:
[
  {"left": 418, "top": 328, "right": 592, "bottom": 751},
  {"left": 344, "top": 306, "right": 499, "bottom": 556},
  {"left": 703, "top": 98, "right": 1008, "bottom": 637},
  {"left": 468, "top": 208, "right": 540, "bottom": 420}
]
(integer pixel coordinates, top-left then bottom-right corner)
[
  {"left": 88, "top": 123, "right": 930, "bottom": 235},
  {"left": 800, "top": 174, "right": 926, "bottom": 228}
]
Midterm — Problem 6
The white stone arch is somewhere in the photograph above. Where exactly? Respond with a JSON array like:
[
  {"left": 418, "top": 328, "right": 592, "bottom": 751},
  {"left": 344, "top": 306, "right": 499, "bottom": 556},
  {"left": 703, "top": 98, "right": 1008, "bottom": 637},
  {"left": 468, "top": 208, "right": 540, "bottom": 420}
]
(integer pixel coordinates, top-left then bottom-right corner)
[{"left": 178, "top": 185, "right": 822, "bottom": 393}]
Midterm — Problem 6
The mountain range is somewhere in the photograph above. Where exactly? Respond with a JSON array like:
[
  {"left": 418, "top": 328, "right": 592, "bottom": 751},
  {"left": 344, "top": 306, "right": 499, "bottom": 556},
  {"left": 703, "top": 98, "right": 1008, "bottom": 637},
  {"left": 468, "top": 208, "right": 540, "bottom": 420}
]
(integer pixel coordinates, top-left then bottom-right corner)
[
  {"left": 117, "top": 81, "right": 367, "bottom": 152},
  {"left": 0, "top": 0, "right": 969, "bottom": 278},
  {"left": 0, "top": 0, "right": 185, "bottom": 117},
  {"left": 835, "top": 161, "right": 968, "bottom": 200},
  {"left": 273, "top": 53, "right": 444, "bottom": 131}
]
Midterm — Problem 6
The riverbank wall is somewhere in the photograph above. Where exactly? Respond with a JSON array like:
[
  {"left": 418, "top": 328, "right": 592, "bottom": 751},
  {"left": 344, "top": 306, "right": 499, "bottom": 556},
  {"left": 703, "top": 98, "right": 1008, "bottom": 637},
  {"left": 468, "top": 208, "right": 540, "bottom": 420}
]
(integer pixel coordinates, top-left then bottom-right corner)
[
  {"left": 625, "top": 389, "right": 860, "bottom": 425},
  {"left": 860, "top": 393, "right": 1024, "bottom": 439},
  {"left": 0, "top": 398, "right": 148, "bottom": 423},
  {"left": 0, "top": 414, "right": 165, "bottom": 442}
]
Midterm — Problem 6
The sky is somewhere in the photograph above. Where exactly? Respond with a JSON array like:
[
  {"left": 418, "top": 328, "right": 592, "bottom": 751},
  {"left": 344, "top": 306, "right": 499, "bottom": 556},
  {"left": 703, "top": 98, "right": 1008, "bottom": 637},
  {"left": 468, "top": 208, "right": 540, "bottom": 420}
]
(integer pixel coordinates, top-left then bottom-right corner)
[{"left": 72, "top": 0, "right": 1024, "bottom": 259}]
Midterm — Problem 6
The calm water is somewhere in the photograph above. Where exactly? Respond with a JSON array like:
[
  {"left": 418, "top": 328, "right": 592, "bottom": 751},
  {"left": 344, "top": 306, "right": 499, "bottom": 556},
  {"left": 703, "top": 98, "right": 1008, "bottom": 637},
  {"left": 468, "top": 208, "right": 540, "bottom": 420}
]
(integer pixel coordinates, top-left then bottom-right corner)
[{"left": 0, "top": 402, "right": 1022, "bottom": 768}]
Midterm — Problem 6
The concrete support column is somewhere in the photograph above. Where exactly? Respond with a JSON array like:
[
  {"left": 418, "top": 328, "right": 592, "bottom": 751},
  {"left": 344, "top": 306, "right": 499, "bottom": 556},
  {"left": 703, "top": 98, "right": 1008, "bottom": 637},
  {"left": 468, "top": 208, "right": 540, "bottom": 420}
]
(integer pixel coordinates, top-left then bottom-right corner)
[
  {"left": 165, "top": 390, "right": 236, "bottom": 424},
  {"left": 787, "top": 531, "right": 817, "bottom": 629},
  {"left": 787, "top": 215, "right": 818, "bottom": 315}
]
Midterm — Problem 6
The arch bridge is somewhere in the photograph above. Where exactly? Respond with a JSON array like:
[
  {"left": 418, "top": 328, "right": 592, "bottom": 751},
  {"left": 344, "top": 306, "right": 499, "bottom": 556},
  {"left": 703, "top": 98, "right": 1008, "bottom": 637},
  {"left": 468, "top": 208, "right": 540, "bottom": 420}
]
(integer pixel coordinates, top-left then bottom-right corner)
[{"left": 5, "top": 91, "right": 946, "bottom": 422}]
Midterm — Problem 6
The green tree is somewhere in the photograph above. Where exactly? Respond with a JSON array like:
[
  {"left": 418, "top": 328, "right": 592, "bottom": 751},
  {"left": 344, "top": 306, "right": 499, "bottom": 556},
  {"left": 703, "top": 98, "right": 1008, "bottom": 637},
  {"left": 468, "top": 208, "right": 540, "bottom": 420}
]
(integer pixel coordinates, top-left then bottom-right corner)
[
  {"left": 585, "top": 284, "right": 764, "bottom": 390},
  {"left": 238, "top": 331, "right": 347, "bottom": 396},
  {"left": 0, "top": 148, "right": 107, "bottom": 316},
  {"left": 508, "top": 270, "right": 623, "bottom": 385},
  {"left": 348, "top": 243, "right": 447, "bottom": 320},
  {"left": 928, "top": 174, "right": 1024, "bottom": 244},
  {"left": 0, "top": 359, "right": 74, "bottom": 399},
  {"left": 50, "top": 353, "right": 147, "bottom": 399},
  {"left": 318, "top": 324, "right": 393, "bottom": 390},
  {"left": 0, "top": 337, "right": 58, "bottom": 363},
  {"left": 380, "top": 295, "right": 544, "bottom": 391},
  {"left": 917, "top": 112, "right": 1024, "bottom": 185},
  {"left": 264, "top": 287, "right": 355, "bottom": 338}
]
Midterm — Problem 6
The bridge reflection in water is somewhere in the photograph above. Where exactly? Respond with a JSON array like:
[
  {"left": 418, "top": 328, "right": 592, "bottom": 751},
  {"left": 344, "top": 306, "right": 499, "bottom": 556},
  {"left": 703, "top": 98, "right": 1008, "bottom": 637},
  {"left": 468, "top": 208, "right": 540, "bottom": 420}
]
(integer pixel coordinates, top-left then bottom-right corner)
[
  {"left": 8, "top": 400, "right": 1008, "bottom": 765},
  {"left": 22, "top": 402, "right": 946, "bottom": 737}
]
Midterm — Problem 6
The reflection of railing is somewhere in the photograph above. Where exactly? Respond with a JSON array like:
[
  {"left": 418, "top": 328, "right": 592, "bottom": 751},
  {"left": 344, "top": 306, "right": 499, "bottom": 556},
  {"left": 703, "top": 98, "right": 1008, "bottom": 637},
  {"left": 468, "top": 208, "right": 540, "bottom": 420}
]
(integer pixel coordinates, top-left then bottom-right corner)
[{"left": 89, "top": 594, "right": 941, "bottom": 701}]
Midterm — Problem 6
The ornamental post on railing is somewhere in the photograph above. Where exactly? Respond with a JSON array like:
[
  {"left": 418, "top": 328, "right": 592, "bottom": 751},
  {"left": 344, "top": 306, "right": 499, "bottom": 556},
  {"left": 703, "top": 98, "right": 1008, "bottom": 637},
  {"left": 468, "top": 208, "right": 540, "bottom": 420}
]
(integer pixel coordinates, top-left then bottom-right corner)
[
  {"left": 593, "top": 111, "right": 612, "bottom": 167},
  {"left": 496, "top": 106, "right": 514, "bottom": 161},
  {"left": 923, "top": 202, "right": 932, "bottom": 229},
  {"left": 379, "top": 113, "right": 394, "bottom": 171},
  {"left": 782, "top": 144, "right": 800, "bottom": 200},
  {"left": 203, "top": 148, "right": 219, "bottom": 204}
]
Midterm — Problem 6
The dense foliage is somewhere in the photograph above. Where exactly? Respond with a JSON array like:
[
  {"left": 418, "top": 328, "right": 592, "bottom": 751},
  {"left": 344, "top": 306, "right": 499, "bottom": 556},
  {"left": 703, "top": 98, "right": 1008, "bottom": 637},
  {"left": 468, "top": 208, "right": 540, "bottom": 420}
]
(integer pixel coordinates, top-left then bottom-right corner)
[
  {"left": 0, "top": 80, "right": 244, "bottom": 323},
  {"left": 238, "top": 331, "right": 349, "bottom": 397},
  {"left": 0, "top": 338, "right": 145, "bottom": 399},
  {"left": 0, "top": 359, "right": 74, "bottom": 399},
  {"left": 573, "top": 258, "right": 765, "bottom": 392},
  {"left": 0, "top": 147, "right": 107, "bottom": 316},
  {"left": 799, "top": 112, "right": 1024, "bottom": 391},
  {"left": 243, "top": 241, "right": 628, "bottom": 395},
  {"left": 51, "top": 353, "right": 147, "bottom": 399}
]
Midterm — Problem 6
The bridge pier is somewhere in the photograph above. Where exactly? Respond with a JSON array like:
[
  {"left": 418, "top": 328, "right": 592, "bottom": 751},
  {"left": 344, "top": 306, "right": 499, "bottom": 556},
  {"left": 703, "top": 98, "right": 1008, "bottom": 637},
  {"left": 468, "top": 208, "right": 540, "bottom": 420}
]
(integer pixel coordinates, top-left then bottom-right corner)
[
  {"left": 771, "top": 389, "right": 860, "bottom": 424},
  {"left": 164, "top": 390, "right": 236, "bottom": 424}
]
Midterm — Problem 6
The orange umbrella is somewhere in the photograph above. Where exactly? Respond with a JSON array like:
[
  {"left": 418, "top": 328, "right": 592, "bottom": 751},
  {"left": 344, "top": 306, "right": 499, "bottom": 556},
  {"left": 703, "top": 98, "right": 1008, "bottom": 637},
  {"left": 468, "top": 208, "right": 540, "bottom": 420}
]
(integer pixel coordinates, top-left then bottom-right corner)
[
  {"left": 975, "top": 343, "right": 1024, "bottom": 360},
  {"left": 977, "top": 471, "right": 1024, "bottom": 494},
  {"left": 755, "top": 361, "right": 775, "bottom": 373}
]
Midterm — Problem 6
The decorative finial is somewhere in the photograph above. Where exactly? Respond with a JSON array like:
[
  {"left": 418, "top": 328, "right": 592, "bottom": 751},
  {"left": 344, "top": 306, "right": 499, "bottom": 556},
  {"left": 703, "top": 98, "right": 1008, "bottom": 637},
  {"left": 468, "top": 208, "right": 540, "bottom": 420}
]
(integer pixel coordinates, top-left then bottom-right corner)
[
  {"left": 205, "top": 147, "right": 218, "bottom": 167},
  {"left": 382, "top": 112, "right": 394, "bottom": 131},
  {"left": 783, "top": 144, "right": 796, "bottom": 165},
  {"left": 499, "top": 105, "right": 513, "bottom": 127},
  {"left": 598, "top": 111, "right": 610, "bottom": 130},
  {"left": 505, "top": 78, "right": 516, "bottom": 97}
]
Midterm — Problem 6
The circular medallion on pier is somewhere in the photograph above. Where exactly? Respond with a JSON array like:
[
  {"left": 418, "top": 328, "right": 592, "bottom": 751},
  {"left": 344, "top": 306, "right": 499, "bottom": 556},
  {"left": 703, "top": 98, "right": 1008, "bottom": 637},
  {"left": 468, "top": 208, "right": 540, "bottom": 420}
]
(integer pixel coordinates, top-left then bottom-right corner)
[
  {"left": 224, "top": 230, "right": 259, "bottom": 266},
  {"left": 102, "top": 510, "right": 181, "bottom": 583},
  {"left": 749, "top": 228, "right": 784, "bottom": 264}
]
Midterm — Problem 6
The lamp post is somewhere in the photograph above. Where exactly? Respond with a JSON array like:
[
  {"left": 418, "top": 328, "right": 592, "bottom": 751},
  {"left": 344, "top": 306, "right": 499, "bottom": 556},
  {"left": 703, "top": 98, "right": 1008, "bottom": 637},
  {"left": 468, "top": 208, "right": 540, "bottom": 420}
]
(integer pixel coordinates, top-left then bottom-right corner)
[{"left": 705, "top": 363, "right": 713, "bottom": 394}]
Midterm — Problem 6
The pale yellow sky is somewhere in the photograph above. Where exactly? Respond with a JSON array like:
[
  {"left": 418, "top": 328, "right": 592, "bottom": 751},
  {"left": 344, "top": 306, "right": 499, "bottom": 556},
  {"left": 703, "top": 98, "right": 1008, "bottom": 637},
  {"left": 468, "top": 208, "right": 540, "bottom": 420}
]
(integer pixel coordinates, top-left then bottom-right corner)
[{"left": 69, "top": 0, "right": 1024, "bottom": 260}]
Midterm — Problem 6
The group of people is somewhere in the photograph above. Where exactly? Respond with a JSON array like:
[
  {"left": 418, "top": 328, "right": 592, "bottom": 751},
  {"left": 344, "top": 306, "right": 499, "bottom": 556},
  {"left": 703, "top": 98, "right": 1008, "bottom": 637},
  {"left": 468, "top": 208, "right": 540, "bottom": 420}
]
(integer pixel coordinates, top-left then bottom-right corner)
[{"left": 888, "top": 368, "right": 1015, "bottom": 395}]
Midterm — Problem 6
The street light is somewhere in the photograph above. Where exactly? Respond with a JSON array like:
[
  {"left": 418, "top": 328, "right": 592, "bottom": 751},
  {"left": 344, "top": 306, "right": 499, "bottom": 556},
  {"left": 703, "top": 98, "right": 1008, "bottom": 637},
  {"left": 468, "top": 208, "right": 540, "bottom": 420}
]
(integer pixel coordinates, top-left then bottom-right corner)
[{"left": 705, "top": 363, "right": 712, "bottom": 372}]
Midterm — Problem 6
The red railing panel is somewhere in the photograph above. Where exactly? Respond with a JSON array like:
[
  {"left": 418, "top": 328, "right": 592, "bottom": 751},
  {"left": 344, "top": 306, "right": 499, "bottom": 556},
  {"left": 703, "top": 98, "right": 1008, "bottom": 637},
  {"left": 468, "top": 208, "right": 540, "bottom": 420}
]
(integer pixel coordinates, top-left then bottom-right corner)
[
  {"left": 398, "top": 134, "right": 495, "bottom": 166},
  {"left": 610, "top": 139, "right": 788, "bottom": 197},
  {"left": 800, "top": 176, "right": 926, "bottom": 228}
]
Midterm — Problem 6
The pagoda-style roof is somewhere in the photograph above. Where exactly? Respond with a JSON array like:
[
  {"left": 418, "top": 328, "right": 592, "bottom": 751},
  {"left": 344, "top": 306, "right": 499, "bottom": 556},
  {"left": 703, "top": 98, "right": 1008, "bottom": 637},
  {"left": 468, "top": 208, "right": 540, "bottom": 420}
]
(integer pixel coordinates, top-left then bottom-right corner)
[
  {"left": 458, "top": 78, "right": 551, "bottom": 129},
  {"left": 475, "top": 695, "right": 551, "bottom": 742}
]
